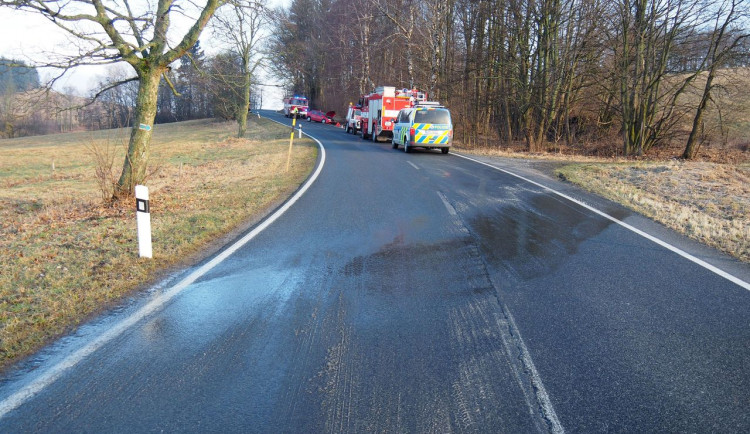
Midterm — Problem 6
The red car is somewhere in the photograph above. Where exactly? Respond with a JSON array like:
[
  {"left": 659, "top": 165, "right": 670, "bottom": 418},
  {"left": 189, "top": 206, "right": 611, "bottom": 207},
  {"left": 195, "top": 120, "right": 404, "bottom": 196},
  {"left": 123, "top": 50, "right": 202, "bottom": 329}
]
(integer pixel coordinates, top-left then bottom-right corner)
[{"left": 307, "top": 109, "right": 336, "bottom": 124}]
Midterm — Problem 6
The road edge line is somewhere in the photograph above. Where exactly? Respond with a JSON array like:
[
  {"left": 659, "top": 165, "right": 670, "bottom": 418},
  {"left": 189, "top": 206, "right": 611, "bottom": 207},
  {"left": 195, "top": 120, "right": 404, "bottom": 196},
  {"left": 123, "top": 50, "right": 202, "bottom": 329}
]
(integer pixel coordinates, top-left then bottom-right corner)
[
  {"left": 0, "top": 119, "right": 327, "bottom": 419},
  {"left": 453, "top": 152, "right": 750, "bottom": 291}
]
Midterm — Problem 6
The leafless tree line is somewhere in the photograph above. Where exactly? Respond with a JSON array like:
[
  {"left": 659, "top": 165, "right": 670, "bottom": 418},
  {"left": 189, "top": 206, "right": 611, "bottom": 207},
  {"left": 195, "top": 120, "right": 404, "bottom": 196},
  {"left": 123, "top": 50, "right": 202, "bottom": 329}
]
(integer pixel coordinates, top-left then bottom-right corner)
[
  {"left": 1, "top": 40, "right": 262, "bottom": 138},
  {"left": 268, "top": 0, "right": 750, "bottom": 158}
]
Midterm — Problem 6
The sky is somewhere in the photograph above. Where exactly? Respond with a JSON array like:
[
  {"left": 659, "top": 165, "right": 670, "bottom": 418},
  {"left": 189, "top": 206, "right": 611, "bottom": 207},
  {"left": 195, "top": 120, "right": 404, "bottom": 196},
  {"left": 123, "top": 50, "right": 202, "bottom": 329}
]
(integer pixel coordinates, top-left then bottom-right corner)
[{"left": 0, "top": 0, "right": 289, "bottom": 109}]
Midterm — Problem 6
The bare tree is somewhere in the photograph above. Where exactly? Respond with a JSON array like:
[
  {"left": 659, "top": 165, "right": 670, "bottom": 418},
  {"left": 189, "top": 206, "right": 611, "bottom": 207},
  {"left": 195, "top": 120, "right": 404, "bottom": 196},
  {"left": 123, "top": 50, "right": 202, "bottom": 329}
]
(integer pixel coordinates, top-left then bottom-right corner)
[
  {"left": 612, "top": 0, "right": 704, "bottom": 156},
  {"left": 683, "top": 0, "right": 749, "bottom": 159},
  {"left": 212, "top": 0, "right": 268, "bottom": 137},
  {"left": 1, "top": 0, "right": 226, "bottom": 197},
  {"left": 371, "top": 0, "right": 418, "bottom": 88}
]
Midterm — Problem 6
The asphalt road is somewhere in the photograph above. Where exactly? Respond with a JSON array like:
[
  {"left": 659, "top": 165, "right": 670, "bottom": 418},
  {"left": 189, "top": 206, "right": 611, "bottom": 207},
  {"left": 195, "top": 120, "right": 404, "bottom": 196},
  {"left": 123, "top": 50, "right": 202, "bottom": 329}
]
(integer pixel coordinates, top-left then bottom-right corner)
[{"left": 1, "top": 110, "right": 748, "bottom": 432}]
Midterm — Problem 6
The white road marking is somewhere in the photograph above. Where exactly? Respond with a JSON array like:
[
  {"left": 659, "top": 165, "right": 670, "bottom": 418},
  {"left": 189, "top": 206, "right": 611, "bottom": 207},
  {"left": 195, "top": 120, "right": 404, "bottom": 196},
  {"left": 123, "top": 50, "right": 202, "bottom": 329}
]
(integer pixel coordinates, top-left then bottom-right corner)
[
  {"left": 502, "top": 308, "right": 565, "bottom": 434},
  {"left": 0, "top": 117, "right": 327, "bottom": 419},
  {"left": 407, "top": 161, "right": 420, "bottom": 170},
  {"left": 437, "top": 191, "right": 457, "bottom": 217},
  {"left": 454, "top": 152, "right": 750, "bottom": 291}
]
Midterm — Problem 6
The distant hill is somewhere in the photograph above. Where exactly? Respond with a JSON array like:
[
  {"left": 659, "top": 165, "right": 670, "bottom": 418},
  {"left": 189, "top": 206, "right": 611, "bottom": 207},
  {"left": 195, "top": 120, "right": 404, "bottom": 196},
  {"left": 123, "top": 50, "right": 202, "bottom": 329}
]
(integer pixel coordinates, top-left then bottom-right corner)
[{"left": 0, "top": 58, "right": 40, "bottom": 93}]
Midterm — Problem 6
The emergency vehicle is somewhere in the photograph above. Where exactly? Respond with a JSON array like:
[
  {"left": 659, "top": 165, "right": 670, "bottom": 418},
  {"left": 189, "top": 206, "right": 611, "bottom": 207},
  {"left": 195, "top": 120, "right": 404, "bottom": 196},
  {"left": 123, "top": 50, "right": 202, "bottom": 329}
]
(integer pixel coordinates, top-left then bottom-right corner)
[
  {"left": 283, "top": 95, "right": 309, "bottom": 118},
  {"left": 391, "top": 102, "right": 453, "bottom": 154},
  {"left": 344, "top": 103, "right": 362, "bottom": 134},
  {"left": 359, "top": 87, "right": 426, "bottom": 142}
]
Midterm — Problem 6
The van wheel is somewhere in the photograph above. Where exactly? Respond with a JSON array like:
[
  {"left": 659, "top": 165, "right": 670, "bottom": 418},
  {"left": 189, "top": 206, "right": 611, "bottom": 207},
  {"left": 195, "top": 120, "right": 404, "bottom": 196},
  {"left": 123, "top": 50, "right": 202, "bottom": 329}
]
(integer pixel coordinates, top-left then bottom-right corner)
[
  {"left": 391, "top": 138, "right": 398, "bottom": 149},
  {"left": 441, "top": 148, "right": 449, "bottom": 154},
  {"left": 404, "top": 142, "right": 411, "bottom": 153}
]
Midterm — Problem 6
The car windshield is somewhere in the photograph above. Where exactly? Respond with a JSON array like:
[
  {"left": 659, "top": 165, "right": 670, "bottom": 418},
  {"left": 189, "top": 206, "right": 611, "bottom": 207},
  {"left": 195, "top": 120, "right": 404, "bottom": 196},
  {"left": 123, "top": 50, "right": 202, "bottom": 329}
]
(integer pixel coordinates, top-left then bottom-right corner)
[
  {"left": 293, "top": 99, "right": 307, "bottom": 105},
  {"left": 414, "top": 109, "right": 450, "bottom": 124}
]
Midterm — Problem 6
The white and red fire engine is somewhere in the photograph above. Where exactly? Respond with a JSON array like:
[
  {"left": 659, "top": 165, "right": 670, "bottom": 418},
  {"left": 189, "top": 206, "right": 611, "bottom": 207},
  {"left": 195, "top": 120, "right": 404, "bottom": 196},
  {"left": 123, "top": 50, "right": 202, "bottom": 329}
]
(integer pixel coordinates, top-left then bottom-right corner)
[
  {"left": 359, "top": 87, "right": 426, "bottom": 142},
  {"left": 283, "top": 95, "right": 309, "bottom": 118}
]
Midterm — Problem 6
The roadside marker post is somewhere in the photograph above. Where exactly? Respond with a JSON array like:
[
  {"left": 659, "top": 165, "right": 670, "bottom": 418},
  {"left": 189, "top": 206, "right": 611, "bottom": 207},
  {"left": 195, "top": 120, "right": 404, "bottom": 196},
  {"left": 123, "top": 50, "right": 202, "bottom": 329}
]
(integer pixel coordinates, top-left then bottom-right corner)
[
  {"left": 298, "top": 124, "right": 302, "bottom": 138},
  {"left": 287, "top": 116, "right": 296, "bottom": 172},
  {"left": 135, "top": 185, "right": 152, "bottom": 258}
]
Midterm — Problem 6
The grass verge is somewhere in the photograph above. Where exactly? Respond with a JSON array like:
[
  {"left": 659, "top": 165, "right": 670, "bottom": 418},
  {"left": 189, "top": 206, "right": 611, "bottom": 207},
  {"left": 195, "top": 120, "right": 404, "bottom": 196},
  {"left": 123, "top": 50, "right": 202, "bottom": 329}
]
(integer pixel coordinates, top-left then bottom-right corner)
[
  {"left": 0, "top": 118, "right": 317, "bottom": 370},
  {"left": 556, "top": 161, "right": 749, "bottom": 263}
]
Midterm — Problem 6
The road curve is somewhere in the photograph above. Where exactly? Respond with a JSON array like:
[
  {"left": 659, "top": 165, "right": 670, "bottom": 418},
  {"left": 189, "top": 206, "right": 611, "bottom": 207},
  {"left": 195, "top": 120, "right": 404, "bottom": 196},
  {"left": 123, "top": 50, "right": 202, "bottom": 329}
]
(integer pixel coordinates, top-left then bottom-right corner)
[{"left": 0, "top": 110, "right": 748, "bottom": 432}]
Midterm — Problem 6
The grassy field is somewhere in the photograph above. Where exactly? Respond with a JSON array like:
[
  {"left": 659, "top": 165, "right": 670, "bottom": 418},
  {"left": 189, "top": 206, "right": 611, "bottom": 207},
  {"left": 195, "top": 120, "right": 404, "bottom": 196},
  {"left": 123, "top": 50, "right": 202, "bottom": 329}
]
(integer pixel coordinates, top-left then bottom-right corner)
[{"left": 0, "top": 118, "right": 317, "bottom": 370}]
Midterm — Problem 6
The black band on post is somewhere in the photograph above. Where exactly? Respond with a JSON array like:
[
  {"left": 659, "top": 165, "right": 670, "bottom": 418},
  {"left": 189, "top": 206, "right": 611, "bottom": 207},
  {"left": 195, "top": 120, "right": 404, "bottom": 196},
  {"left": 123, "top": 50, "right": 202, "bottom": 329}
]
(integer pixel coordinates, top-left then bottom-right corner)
[{"left": 136, "top": 198, "right": 150, "bottom": 213}]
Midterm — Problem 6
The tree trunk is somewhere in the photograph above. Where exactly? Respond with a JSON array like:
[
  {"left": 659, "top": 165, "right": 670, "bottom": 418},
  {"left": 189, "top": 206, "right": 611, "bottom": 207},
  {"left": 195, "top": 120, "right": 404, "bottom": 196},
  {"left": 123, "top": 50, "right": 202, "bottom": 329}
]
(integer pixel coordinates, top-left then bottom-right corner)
[
  {"left": 683, "top": 71, "right": 714, "bottom": 159},
  {"left": 115, "top": 70, "right": 163, "bottom": 198},
  {"left": 238, "top": 72, "right": 251, "bottom": 138}
]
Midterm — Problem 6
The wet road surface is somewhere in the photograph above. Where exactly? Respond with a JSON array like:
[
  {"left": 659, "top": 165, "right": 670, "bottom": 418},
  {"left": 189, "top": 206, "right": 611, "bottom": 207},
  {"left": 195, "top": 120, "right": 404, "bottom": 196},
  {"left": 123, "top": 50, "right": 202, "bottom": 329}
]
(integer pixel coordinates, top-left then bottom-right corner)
[{"left": 1, "top": 111, "right": 749, "bottom": 432}]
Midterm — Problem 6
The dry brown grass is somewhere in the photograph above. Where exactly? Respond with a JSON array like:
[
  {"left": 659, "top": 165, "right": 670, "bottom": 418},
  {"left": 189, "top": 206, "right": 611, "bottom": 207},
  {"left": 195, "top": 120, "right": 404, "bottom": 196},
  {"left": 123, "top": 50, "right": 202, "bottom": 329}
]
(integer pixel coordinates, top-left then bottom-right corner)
[
  {"left": 0, "top": 118, "right": 317, "bottom": 369},
  {"left": 556, "top": 161, "right": 749, "bottom": 263}
]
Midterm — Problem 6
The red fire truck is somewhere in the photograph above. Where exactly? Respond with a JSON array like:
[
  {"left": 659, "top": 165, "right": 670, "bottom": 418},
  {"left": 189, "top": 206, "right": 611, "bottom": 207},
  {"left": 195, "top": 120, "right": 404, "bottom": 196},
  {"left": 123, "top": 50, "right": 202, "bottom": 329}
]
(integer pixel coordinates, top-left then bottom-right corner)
[
  {"left": 360, "top": 87, "right": 426, "bottom": 142},
  {"left": 283, "top": 95, "right": 309, "bottom": 118}
]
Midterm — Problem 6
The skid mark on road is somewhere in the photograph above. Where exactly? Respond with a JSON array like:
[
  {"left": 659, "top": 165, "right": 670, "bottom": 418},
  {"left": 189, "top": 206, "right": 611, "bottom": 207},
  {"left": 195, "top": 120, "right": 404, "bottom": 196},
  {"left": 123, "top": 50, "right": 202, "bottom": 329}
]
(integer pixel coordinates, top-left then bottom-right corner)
[
  {"left": 320, "top": 293, "right": 357, "bottom": 434},
  {"left": 438, "top": 190, "right": 565, "bottom": 433}
]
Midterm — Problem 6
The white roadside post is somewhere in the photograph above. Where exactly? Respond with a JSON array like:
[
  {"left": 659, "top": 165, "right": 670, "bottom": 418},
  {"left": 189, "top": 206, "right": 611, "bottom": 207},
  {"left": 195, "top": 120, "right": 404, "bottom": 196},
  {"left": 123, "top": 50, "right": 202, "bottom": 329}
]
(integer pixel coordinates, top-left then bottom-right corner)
[
  {"left": 135, "top": 185, "right": 153, "bottom": 258},
  {"left": 298, "top": 123, "right": 302, "bottom": 138}
]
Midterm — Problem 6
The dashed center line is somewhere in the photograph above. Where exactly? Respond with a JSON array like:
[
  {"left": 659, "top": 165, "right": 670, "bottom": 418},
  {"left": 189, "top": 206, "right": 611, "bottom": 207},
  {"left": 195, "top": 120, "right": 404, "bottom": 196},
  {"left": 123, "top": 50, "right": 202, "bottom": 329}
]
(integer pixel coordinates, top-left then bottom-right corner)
[
  {"left": 437, "top": 191, "right": 457, "bottom": 217},
  {"left": 407, "top": 161, "right": 420, "bottom": 170}
]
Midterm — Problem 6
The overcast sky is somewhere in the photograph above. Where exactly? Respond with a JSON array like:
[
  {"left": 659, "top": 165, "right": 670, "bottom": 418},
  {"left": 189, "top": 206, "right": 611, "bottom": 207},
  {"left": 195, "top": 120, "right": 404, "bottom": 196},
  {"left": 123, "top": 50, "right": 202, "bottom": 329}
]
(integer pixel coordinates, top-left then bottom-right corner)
[{"left": 0, "top": 0, "right": 289, "bottom": 109}]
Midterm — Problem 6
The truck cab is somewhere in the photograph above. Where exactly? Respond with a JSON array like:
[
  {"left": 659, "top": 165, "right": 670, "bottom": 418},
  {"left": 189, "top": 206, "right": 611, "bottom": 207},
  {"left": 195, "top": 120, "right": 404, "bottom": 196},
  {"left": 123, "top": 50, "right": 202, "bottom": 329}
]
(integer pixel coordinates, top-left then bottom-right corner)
[
  {"left": 283, "top": 95, "right": 309, "bottom": 118},
  {"left": 345, "top": 104, "right": 362, "bottom": 134}
]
